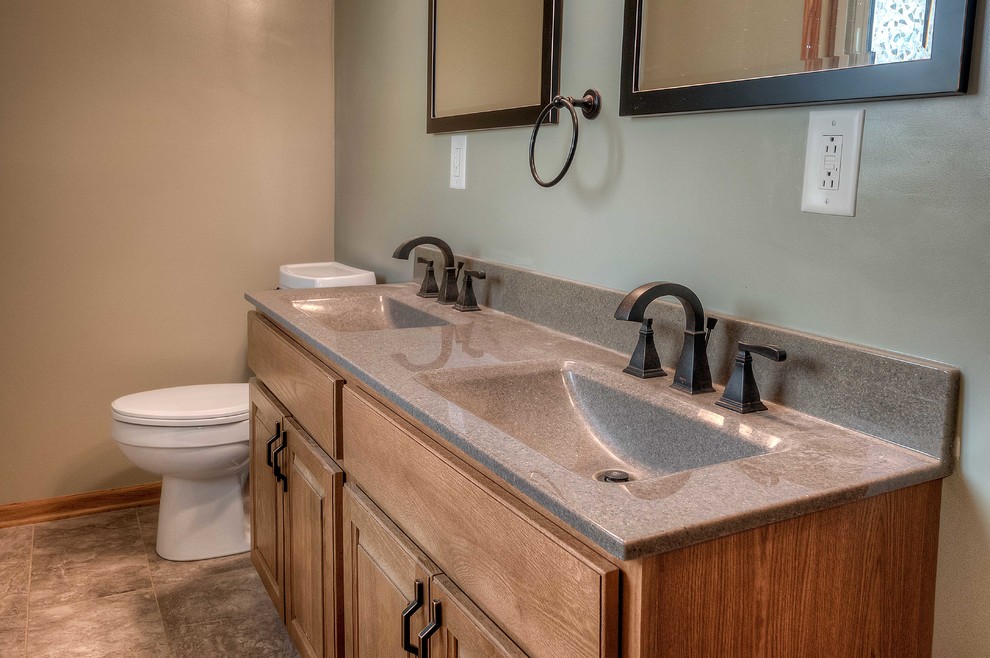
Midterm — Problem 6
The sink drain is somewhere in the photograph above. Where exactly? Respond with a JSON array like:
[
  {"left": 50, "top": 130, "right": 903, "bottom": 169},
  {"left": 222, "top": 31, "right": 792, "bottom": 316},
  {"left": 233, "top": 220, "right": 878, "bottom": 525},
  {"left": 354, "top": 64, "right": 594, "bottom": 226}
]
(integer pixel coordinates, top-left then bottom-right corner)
[{"left": 595, "top": 469, "right": 631, "bottom": 483}]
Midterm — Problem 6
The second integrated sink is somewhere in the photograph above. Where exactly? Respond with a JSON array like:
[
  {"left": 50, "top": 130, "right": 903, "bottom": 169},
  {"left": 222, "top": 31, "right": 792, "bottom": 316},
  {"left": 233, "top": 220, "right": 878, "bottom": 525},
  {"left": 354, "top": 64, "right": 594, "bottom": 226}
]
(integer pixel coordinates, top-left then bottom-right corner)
[
  {"left": 417, "top": 361, "right": 781, "bottom": 482},
  {"left": 293, "top": 295, "right": 450, "bottom": 332}
]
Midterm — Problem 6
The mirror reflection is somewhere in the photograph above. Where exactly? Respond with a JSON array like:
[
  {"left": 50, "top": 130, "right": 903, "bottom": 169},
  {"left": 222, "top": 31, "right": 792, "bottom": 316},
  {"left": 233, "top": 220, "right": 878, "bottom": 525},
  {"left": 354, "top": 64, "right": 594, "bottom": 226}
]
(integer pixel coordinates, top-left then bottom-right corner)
[
  {"left": 639, "top": 0, "right": 936, "bottom": 91},
  {"left": 429, "top": 0, "right": 560, "bottom": 133},
  {"left": 434, "top": 0, "right": 544, "bottom": 116}
]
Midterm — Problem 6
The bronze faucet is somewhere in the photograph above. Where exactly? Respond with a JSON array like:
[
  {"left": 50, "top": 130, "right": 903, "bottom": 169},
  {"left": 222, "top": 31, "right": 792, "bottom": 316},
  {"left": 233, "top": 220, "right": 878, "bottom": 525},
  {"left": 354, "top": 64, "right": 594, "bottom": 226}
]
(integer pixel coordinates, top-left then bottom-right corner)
[
  {"left": 614, "top": 282, "right": 715, "bottom": 394},
  {"left": 392, "top": 236, "right": 459, "bottom": 305}
]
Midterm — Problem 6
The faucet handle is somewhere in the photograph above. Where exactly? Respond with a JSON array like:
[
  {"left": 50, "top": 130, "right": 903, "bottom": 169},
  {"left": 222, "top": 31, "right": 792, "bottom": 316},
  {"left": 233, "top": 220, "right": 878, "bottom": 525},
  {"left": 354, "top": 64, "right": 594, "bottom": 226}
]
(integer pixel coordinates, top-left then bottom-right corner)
[
  {"left": 454, "top": 270, "right": 486, "bottom": 312},
  {"left": 705, "top": 317, "right": 718, "bottom": 346},
  {"left": 739, "top": 342, "right": 786, "bottom": 362},
  {"left": 715, "top": 342, "right": 787, "bottom": 414}
]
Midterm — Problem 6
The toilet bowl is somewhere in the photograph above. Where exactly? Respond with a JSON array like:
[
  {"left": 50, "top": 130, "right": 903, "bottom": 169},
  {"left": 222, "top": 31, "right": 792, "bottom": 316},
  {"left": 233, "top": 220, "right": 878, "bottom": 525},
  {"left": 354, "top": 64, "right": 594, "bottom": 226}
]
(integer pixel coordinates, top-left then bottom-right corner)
[{"left": 111, "top": 383, "right": 250, "bottom": 561}]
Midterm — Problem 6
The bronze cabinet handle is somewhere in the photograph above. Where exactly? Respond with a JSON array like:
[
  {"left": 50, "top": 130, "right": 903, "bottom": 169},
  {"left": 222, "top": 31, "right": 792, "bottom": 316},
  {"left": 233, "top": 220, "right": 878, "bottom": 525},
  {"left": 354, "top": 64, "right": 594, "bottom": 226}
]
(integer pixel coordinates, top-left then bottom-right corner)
[
  {"left": 271, "top": 429, "right": 288, "bottom": 492},
  {"left": 417, "top": 599, "right": 442, "bottom": 658},
  {"left": 265, "top": 421, "right": 281, "bottom": 469},
  {"left": 401, "top": 580, "right": 424, "bottom": 654}
]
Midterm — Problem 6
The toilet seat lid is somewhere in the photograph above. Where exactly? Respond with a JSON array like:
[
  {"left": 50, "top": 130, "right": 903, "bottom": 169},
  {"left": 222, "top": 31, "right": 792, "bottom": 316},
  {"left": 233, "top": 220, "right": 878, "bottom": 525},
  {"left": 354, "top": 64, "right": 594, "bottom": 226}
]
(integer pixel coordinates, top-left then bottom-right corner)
[{"left": 112, "top": 384, "right": 249, "bottom": 427}]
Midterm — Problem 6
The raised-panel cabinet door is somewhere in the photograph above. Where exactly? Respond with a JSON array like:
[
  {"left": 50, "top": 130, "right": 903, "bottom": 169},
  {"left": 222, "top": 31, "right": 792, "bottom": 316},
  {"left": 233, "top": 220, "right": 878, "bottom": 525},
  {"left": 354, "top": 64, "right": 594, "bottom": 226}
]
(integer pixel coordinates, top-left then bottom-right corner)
[
  {"left": 284, "top": 418, "right": 344, "bottom": 658},
  {"left": 342, "top": 484, "right": 440, "bottom": 658},
  {"left": 249, "top": 380, "right": 286, "bottom": 618}
]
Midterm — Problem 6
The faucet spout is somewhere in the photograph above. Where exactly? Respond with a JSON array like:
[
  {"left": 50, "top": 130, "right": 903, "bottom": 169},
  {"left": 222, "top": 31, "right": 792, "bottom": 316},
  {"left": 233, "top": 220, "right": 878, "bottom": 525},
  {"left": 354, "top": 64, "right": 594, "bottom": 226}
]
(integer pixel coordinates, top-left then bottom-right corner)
[
  {"left": 614, "top": 281, "right": 714, "bottom": 394},
  {"left": 392, "top": 236, "right": 454, "bottom": 269},
  {"left": 393, "top": 236, "right": 458, "bottom": 304}
]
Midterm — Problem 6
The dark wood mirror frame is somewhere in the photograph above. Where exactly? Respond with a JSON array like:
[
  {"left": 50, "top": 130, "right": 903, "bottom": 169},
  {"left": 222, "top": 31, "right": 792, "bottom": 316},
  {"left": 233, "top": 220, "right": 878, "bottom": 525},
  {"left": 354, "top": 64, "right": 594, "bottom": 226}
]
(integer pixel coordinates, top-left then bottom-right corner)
[
  {"left": 619, "top": 0, "right": 978, "bottom": 116},
  {"left": 427, "top": 0, "right": 562, "bottom": 133}
]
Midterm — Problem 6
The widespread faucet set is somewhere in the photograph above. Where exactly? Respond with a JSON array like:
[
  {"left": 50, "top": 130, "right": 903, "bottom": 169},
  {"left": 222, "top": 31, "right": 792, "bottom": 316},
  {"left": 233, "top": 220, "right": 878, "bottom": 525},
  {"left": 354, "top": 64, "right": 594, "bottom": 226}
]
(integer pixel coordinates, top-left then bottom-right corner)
[
  {"left": 392, "top": 236, "right": 486, "bottom": 312},
  {"left": 614, "top": 282, "right": 787, "bottom": 413},
  {"left": 394, "top": 236, "right": 786, "bottom": 414}
]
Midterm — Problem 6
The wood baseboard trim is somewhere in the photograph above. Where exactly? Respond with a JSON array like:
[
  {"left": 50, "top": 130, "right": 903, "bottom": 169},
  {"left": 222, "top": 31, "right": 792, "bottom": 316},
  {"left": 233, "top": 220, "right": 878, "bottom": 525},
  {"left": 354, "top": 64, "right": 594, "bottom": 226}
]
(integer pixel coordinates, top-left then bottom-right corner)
[{"left": 0, "top": 482, "right": 162, "bottom": 529}]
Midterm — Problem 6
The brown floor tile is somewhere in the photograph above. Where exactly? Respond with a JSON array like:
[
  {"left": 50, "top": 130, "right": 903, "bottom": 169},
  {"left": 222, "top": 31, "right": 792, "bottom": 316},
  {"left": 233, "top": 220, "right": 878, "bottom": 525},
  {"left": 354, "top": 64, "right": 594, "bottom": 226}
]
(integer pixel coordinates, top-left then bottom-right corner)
[
  {"left": 0, "top": 614, "right": 26, "bottom": 657},
  {"left": 26, "top": 588, "right": 169, "bottom": 658},
  {"left": 0, "top": 525, "right": 34, "bottom": 617},
  {"left": 21, "top": 507, "right": 291, "bottom": 656},
  {"left": 169, "top": 605, "right": 298, "bottom": 658},
  {"left": 0, "top": 526, "right": 32, "bottom": 618},
  {"left": 137, "top": 505, "right": 252, "bottom": 586},
  {"left": 0, "top": 525, "right": 33, "bottom": 563},
  {"left": 30, "top": 509, "right": 152, "bottom": 608},
  {"left": 0, "top": 560, "right": 30, "bottom": 618},
  {"left": 156, "top": 565, "right": 276, "bottom": 632}
]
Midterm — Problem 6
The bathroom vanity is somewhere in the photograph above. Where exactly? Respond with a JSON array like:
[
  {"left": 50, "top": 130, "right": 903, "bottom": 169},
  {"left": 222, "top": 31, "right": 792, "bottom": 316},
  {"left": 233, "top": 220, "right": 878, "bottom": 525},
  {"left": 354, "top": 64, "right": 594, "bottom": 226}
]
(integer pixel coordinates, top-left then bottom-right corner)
[{"left": 246, "top": 255, "right": 956, "bottom": 658}]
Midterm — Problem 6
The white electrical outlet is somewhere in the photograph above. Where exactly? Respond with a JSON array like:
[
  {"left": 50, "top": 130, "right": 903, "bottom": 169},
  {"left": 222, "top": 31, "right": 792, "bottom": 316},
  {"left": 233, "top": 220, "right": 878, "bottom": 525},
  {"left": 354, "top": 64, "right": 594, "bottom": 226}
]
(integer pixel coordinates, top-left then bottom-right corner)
[
  {"left": 818, "top": 135, "right": 843, "bottom": 190},
  {"left": 801, "top": 109, "right": 865, "bottom": 216},
  {"left": 450, "top": 134, "right": 467, "bottom": 189}
]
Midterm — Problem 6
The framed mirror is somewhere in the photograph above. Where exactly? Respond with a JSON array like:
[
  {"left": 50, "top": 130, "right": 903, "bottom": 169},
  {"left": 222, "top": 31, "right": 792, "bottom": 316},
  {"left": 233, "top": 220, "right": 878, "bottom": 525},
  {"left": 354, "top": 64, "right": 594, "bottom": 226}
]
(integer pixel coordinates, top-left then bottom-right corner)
[
  {"left": 428, "top": 0, "right": 562, "bottom": 133},
  {"left": 620, "top": 0, "right": 977, "bottom": 116}
]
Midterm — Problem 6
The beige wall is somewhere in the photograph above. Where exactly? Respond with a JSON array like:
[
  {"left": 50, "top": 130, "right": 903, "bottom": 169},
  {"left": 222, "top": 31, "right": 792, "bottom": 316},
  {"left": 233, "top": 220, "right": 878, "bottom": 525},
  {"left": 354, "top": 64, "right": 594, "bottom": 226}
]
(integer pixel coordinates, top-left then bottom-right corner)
[{"left": 0, "top": 0, "right": 334, "bottom": 504}]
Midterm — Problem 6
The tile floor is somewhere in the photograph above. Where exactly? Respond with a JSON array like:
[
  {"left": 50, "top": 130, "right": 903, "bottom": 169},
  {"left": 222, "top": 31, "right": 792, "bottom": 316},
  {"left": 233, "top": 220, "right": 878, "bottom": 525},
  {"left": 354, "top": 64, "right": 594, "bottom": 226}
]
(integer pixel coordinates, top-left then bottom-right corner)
[{"left": 0, "top": 506, "right": 298, "bottom": 657}]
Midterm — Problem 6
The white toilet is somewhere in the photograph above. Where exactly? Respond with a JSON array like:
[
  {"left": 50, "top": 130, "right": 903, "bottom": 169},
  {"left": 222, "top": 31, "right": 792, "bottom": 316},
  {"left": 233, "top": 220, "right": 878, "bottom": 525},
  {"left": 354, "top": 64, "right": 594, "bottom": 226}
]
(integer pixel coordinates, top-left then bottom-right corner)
[{"left": 111, "top": 383, "right": 250, "bottom": 561}]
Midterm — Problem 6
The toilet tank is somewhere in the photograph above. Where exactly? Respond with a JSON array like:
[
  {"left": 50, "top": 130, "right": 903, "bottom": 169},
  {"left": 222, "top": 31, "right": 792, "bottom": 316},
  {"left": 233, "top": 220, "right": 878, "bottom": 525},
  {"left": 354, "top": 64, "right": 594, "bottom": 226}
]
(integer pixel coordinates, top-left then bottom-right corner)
[{"left": 278, "top": 262, "right": 376, "bottom": 289}]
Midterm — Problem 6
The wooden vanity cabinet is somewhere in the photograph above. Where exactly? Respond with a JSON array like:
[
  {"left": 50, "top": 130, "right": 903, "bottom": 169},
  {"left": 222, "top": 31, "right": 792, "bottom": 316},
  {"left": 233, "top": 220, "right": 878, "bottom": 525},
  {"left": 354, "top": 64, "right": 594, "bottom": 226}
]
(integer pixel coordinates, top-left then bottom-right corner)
[
  {"left": 249, "top": 312, "right": 617, "bottom": 657},
  {"left": 249, "top": 378, "right": 344, "bottom": 658},
  {"left": 249, "top": 310, "right": 943, "bottom": 658}
]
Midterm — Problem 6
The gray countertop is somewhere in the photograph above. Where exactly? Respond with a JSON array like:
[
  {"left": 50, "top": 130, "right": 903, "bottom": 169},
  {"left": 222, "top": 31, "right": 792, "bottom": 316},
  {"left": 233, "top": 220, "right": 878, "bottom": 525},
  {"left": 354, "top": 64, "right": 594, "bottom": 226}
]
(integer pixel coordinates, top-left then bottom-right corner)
[{"left": 247, "top": 283, "right": 951, "bottom": 560}]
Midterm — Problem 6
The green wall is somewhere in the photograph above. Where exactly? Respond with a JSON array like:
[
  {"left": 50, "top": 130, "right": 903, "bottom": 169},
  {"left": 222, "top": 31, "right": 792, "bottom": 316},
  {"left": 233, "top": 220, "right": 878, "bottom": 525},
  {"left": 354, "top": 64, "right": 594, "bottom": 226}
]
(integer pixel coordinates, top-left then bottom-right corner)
[{"left": 334, "top": 1, "right": 989, "bottom": 653}]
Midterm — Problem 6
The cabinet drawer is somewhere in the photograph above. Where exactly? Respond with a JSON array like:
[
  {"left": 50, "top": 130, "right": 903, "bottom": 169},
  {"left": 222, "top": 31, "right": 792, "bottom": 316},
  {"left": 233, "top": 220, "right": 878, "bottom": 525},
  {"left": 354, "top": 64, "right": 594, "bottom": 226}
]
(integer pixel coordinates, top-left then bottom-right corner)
[
  {"left": 248, "top": 311, "right": 344, "bottom": 459},
  {"left": 340, "top": 386, "right": 618, "bottom": 658}
]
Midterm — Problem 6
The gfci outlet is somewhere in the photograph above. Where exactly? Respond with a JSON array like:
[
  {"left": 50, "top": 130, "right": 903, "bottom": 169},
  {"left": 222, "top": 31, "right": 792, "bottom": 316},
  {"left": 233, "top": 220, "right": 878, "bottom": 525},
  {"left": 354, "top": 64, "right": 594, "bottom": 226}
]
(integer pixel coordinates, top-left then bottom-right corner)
[
  {"left": 450, "top": 134, "right": 466, "bottom": 189},
  {"left": 801, "top": 109, "right": 865, "bottom": 216}
]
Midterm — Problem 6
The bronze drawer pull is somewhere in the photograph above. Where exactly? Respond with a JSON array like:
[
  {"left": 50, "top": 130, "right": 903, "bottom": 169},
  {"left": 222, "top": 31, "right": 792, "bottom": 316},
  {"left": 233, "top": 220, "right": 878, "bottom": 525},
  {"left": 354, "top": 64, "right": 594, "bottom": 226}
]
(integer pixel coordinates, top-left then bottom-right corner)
[
  {"left": 265, "top": 421, "right": 281, "bottom": 470},
  {"left": 401, "top": 579, "right": 424, "bottom": 654},
  {"left": 271, "top": 429, "right": 288, "bottom": 492},
  {"left": 417, "top": 599, "right": 442, "bottom": 658}
]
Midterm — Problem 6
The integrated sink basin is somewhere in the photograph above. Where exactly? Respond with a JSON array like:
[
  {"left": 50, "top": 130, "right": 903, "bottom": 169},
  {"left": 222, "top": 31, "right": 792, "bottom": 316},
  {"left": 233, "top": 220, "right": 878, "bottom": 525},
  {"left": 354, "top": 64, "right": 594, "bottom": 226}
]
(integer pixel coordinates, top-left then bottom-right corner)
[
  {"left": 292, "top": 295, "right": 450, "bottom": 332},
  {"left": 417, "top": 360, "right": 781, "bottom": 482}
]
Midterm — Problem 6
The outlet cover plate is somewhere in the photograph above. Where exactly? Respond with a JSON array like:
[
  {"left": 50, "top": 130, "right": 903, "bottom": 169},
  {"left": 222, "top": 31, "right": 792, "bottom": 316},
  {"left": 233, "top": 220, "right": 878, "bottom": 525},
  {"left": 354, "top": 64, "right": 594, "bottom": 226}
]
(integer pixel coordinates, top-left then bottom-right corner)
[{"left": 801, "top": 109, "right": 865, "bottom": 216}]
